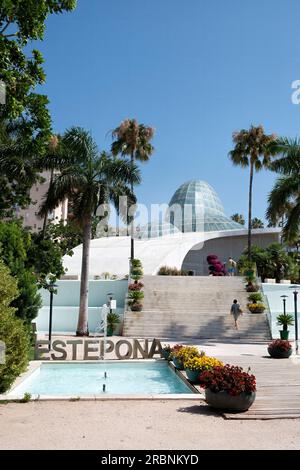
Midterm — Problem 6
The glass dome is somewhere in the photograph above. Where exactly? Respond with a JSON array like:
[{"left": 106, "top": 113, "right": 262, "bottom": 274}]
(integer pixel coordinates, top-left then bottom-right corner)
[
  {"left": 167, "top": 180, "right": 243, "bottom": 232},
  {"left": 134, "top": 221, "right": 181, "bottom": 240}
]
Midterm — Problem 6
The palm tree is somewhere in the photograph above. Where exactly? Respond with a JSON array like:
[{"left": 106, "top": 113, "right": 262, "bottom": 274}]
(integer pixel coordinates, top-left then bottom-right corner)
[
  {"left": 0, "top": 119, "right": 42, "bottom": 216},
  {"left": 229, "top": 125, "right": 275, "bottom": 259},
  {"left": 231, "top": 213, "right": 245, "bottom": 225},
  {"left": 266, "top": 137, "right": 300, "bottom": 242},
  {"left": 37, "top": 134, "right": 63, "bottom": 236},
  {"left": 251, "top": 218, "right": 264, "bottom": 229},
  {"left": 40, "top": 127, "right": 141, "bottom": 336},
  {"left": 111, "top": 119, "right": 155, "bottom": 261}
]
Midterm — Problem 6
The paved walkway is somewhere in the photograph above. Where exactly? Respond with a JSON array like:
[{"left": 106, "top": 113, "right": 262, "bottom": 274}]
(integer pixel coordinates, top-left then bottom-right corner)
[
  {"left": 0, "top": 400, "right": 300, "bottom": 449},
  {"left": 218, "top": 355, "right": 300, "bottom": 420}
]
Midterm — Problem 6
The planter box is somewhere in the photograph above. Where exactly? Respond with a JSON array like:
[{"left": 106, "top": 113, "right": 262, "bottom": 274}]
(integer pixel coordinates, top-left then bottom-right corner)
[{"left": 205, "top": 389, "right": 256, "bottom": 412}]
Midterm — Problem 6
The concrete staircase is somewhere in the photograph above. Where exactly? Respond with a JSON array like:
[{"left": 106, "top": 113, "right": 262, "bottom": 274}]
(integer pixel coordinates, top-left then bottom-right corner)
[{"left": 123, "top": 276, "right": 271, "bottom": 340}]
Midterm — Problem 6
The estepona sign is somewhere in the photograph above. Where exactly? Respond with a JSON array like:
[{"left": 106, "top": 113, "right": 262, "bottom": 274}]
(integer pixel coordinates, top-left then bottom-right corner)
[{"left": 35, "top": 338, "right": 163, "bottom": 361}]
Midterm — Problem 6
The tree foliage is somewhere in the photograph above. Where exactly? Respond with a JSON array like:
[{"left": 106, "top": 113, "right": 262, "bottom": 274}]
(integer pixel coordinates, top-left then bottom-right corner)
[
  {"left": 0, "top": 259, "right": 30, "bottom": 393},
  {"left": 0, "top": 219, "right": 67, "bottom": 321},
  {"left": 238, "top": 243, "right": 299, "bottom": 283},
  {"left": 267, "top": 137, "right": 300, "bottom": 242},
  {"left": 231, "top": 213, "right": 245, "bottom": 226},
  {"left": 0, "top": 1, "right": 77, "bottom": 214}
]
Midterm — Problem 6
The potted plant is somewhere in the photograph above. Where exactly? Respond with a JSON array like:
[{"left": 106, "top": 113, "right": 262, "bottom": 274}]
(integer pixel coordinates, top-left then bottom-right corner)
[
  {"left": 106, "top": 312, "right": 120, "bottom": 337},
  {"left": 171, "top": 345, "right": 199, "bottom": 370},
  {"left": 277, "top": 313, "right": 294, "bottom": 340},
  {"left": 248, "top": 292, "right": 263, "bottom": 303},
  {"left": 162, "top": 344, "right": 172, "bottom": 360},
  {"left": 184, "top": 355, "right": 223, "bottom": 383},
  {"left": 131, "top": 259, "right": 143, "bottom": 281},
  {"left": 245, "top": 281, "right": 259, "bottom": 293},
  {"left": 267, "top": 339, "right": 293, "bottom": 358},
  {"left": 248, "top": 302, "right": 266, "bottom": 314},
  {"left": 199, "top": 365, "right": 256, "bottom": 412},
  {"left": 128, "top": 290, "right": 144, "bottom": 312}
]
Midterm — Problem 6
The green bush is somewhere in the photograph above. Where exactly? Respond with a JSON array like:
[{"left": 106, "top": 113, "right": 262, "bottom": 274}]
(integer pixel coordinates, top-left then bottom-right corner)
[
  {"left": 0, "top": 220, "right": 41, "bottom": 323},
  {"left": 248, "top": 292, "right": 263, "bottom": 303},
  {"left": 157, "top": 266, "right": 188, "bottom": 276},
  {"left": 0, "top": 261, "right": 30, "bottom": 394}
]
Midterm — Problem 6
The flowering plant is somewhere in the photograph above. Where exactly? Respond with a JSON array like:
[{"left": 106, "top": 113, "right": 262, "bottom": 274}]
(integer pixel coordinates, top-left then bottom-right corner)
[
  {"left": 162, "top": 344, "right": 172, "bottom": 352},
  {"left": 172, "top": 346, "right": 201, "bottom": 362},
  {"left": 198, "top": 365, "right": 256, "bottom": 396},
  {"left": 128, "top": 282, "right": 144, "bottom": 291},
  {"left": 184, "top": 356, "right": 223, "bottom": 371},
  {"left": 268, "top": 339, "right": 292, "bottom": 352},
  {"left": 248, "top": 302, "right": 265, "bottom": 312}
]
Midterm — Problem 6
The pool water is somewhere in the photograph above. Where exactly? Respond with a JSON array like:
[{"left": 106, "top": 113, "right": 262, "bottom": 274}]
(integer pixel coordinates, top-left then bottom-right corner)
[{"left": 12, "top": 362, "right": 193, "bottom": 397}]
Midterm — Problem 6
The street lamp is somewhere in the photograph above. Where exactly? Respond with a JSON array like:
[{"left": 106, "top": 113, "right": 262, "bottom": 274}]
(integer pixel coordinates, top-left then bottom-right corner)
[
  {"left": 290, "top": 286, "right": 299, "bottom": 355},
  {"left": 280, "top": 295, "right": 288, "bottom": 315},
  {"left": 107, "top": 292, "right": 115, "bottom": 314},
  {"left": 46, "top": 281, "right": 57, "bottom": 351}
]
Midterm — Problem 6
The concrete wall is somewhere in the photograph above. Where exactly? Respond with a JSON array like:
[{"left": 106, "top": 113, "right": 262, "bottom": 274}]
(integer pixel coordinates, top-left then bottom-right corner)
[
  {"left": 182, "top": 232, "right": 280, "bottom": 275},
  {"left": 35, "top": 279, "right": 128, "bottom": 334}
]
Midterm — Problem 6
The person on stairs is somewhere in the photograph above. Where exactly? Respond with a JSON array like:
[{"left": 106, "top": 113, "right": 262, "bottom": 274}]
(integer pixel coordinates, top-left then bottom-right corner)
[
  {"left": 230, "top": 299, "right": 243, "bottom": 330},
  {"left": 227, "top": 257, "right": 237, "bottom": 276}
]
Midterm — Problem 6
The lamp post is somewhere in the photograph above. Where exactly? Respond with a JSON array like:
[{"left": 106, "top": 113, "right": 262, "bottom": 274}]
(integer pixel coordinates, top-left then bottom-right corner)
[
  {"left": 46, "top": 281, "right": 57, "bottom": 351},
  {"left": 290, "top": 286, "right": 299, "bottom": 355},
  {"left": 107, "top": 292, "right": 114, "bottom": 315},
  {"left": 281, "top": 295, "right": 288, "bottom": 315}
]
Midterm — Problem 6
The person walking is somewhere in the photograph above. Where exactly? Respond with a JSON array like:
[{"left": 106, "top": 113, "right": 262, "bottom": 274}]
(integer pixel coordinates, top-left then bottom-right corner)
[
  {"left": 227, "top": 257, "right": 237, "bottom": 276},
  {"left": 230, "top": 299, "right": 243, "bottom": 330}
]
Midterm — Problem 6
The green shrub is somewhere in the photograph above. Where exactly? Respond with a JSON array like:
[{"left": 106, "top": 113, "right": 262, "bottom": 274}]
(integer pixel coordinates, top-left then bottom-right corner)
[
  {"left": 158, "top": 266, "right": 188, "bottom": 276},
  {"left": 248, "top": 292, "right": 263, "bottom": 303},
  {"left": 0, "top": 261, "right": 30, "bottom": 394},
  {"left": 0, "top": 220, "right": 41, "bottom": 323}
]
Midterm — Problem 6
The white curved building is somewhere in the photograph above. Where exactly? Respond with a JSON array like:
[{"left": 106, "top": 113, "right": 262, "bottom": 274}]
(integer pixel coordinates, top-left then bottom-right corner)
[{"left": 63, "top": 180, "right": 281, "bottom": 277}]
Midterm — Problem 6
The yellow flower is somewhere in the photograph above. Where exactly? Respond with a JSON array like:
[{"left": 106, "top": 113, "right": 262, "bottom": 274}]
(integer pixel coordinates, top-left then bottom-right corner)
[{"left": 184, "top": 356, "right": 223, "bottom": 371}]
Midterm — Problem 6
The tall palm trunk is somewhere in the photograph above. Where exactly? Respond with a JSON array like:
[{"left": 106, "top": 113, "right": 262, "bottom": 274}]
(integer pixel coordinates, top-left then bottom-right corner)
[
  {"left": 76, "top": 217, "right": 92, "bottom": 336},
  {"left": 248, "top": 161, "right": 254, "bottom": 261},
  {"left": 130, "top": 151, "right": 135, "bottom": 261}
]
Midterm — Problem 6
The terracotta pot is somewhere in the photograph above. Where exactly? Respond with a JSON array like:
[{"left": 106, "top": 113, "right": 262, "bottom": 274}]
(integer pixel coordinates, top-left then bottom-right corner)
[{"left": 205, "top": 389, "right": 256, "bottom": 412}]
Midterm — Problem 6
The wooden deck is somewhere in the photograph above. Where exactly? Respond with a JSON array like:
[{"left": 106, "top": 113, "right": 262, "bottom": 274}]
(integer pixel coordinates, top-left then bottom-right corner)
[{"left": 215, "top": 355, "right": 300, "bottom": 420}]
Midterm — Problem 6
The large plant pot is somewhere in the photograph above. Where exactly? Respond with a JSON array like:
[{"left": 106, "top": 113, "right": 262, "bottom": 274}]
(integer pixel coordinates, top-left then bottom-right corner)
[
  {"left": 172, "top": 357, "right": 184, "bottom": 370},
  {"left": 130, "top": 303, "right": 143, "bottom": 312},
  {"left": 280, "top": 330, "right": 289, "bottom": 340},
  {"left": 107, "top": 326, "right": 114, "bottom": 337},
  {"left": 185, "top": 369, "right": 201, "bottom": 383},
  {"left": 162, "top": 350, "right": 171, "bottom": 361},
  {"left": 205, "top": 389, "right": 256, "bottom": 412},
  {"left": 268, "top": 346, "right": 292, "bottom": 358},
  {"left": 249, "top": 308, "right": 265, "bottom": 314}
]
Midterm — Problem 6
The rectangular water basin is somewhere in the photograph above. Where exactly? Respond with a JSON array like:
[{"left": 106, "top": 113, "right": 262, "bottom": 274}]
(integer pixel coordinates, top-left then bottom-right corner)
[{"left": 9, "top": 361, "right": 194, "bottom": 398}]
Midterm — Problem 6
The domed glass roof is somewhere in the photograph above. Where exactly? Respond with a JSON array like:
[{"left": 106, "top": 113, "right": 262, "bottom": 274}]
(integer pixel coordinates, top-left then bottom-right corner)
[
  {"left": 134, "top": 221, "right": 181, "bottom": 240},
  {"left": 167, "top": 180, "right": 243, "bottom": 232}
]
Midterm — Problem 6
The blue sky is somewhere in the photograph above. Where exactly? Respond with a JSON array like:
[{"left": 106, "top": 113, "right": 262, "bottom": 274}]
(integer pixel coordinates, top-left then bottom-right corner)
[{"left": 35, "top": 0, "right": 300, "bottom": 223}]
